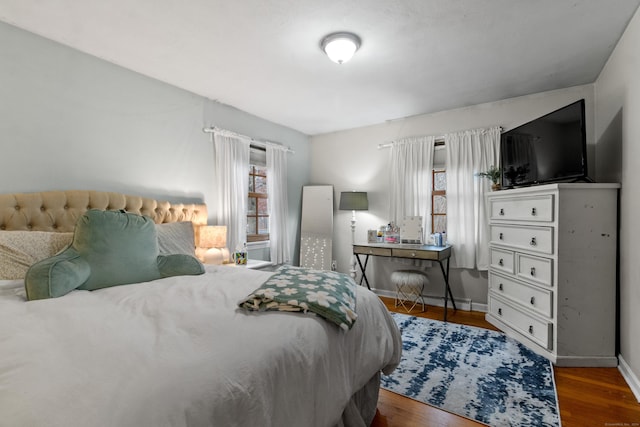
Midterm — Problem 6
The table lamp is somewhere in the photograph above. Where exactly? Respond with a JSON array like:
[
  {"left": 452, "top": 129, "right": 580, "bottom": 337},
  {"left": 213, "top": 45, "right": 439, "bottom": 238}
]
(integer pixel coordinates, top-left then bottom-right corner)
[
  {"left": 195, "top": 225, "right": 229, "bottom": 264},
  {"left": 339, "top": 191, "right": 368, "bottom": 278}
]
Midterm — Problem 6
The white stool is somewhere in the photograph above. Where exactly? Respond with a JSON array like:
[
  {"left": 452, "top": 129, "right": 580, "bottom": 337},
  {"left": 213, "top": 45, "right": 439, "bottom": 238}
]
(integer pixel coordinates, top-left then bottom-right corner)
[{"left": 391, "top": 270, "right": 428, "bottom": 313}]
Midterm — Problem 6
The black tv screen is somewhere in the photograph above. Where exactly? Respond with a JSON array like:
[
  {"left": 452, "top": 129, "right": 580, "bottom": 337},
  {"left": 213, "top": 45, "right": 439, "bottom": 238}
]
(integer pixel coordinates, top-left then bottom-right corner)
[{"left": 500, "top": 99, "right": 589, "bottom": 188}]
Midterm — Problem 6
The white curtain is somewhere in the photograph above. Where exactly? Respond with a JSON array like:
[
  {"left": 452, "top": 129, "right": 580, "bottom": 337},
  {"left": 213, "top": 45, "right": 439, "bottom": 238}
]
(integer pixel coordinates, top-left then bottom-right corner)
[
  {"left": 212, "top": 131, "right": 250, "bottom": 253},
  {"left": 445, "top": 127, "right": 501, "bottom": 270},
  {"left": 266, "top": 145, "right": 291, "bottom": 264},
  {"left": 389, "top": 136, "right": 436, "bottom": 239}
]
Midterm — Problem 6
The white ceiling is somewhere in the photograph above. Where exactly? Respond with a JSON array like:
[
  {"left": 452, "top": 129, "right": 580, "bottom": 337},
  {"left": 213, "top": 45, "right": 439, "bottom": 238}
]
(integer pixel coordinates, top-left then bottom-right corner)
[{"left": 1, "top": 0, "right": 639, "bottom": 136}]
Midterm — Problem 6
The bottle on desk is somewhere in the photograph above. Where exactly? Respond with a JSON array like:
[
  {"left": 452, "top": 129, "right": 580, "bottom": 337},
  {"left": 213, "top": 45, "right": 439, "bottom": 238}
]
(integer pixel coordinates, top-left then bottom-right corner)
[{"left": 432, "top": 232, "right": 446, "bottom": 247}]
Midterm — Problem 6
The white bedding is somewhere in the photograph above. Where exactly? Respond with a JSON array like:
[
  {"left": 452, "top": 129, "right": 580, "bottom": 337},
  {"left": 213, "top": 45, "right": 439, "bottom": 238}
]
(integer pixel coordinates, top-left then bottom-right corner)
[{"left": 0, "top": 265, "right": 402, "bottom": 427}]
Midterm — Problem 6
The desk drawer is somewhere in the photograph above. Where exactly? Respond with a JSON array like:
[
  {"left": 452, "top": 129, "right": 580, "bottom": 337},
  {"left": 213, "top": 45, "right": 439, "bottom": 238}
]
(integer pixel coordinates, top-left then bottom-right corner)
[
  {"left": 490, "top": 195, "right": 554, "bottom": 222},
  {"left": 490, "top": 224, "right": 554, "bottom": 255},
  {"left": 353, "top": 245, "right": 392, "bottom": 256},
  {"left": 489, "top": 272, "right": 553, "bottom": 318},
  {"left": 517, "top": 253, "right": 553, "bottom": 287},
  {"left": 392, "top": 248, "right": 439, "bottom": 261},
  {"left": 489, "top": 293, "right": 553, "bottom": 350}
]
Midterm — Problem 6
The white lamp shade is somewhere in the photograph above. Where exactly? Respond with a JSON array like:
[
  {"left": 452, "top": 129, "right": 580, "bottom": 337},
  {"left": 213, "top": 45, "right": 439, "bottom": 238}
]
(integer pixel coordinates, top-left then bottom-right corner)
[
  {"left": 321, "top": 32, "right": 361, "bottom": 64},
  {"left": 196, "top": 225, "right": 227, "bottom": 248}
]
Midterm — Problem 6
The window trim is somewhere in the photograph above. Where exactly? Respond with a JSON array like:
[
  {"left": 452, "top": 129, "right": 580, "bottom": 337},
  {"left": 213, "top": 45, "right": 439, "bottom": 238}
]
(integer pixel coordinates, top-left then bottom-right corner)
[
  {"left": 247, "top": 151, "right": 269, "bottom": 243},
  {"left": 431, "top": 168, "right": 446, "bottom": 233}
]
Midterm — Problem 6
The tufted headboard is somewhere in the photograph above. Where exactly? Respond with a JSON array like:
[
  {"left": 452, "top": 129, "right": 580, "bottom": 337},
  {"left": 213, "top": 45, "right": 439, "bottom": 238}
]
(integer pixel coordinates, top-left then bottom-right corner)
[{"left": 0, "top": 190, "right": 208, "bottom": 232}]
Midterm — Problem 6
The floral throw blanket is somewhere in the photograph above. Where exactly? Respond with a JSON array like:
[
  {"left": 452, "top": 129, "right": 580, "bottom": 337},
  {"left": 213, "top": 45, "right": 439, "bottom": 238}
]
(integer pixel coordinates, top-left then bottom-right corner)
[{"left": 238, "top": 265, "right": 358, "bottom": 330}]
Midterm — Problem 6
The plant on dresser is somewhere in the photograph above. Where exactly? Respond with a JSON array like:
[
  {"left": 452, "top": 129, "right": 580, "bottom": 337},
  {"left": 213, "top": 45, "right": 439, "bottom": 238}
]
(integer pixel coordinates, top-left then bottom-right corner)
[{"left": 485, "top": 183, "right": 619, "bottom": 367}]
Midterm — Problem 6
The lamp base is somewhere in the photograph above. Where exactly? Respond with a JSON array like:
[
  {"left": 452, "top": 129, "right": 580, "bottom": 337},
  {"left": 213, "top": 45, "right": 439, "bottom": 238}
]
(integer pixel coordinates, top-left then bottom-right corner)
[{"left": 197, "top": 247, "right": 230, "bottom": 265}]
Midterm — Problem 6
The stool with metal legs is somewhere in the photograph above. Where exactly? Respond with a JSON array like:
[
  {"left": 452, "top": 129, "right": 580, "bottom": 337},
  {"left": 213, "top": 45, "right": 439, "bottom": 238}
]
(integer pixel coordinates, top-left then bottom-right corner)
[{"left": 391, "top": 270, "right": 428, "bottom": 313}]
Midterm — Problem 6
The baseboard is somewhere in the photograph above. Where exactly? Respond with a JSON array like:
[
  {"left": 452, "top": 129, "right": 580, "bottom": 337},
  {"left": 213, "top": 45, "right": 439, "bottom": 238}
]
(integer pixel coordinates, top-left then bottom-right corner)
[
  {"left": 618, "top": 354, "right": 640, "bottom": 403},
  {"left": 371, "top": 288, "right": 474, "bottom": 312},
  {"left": 555, "top": 355, "right": 618, "bottom": 368}
]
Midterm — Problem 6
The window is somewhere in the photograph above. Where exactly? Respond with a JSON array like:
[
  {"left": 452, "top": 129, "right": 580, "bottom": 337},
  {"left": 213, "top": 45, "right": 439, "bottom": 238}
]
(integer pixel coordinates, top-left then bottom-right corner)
[
  {"left": 247, "top": 147, "right": 269, "bottom": 242},
  {"left": 432, "top": 168, "right": 446, "bottom": 233}
]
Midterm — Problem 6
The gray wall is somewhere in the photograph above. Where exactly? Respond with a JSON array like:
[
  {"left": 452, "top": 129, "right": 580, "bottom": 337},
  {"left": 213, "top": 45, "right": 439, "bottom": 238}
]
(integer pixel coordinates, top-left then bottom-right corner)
[
  {"left": 595, "top": 6, "right": 640, "bottom": 399},
  {"left": 0, "top": 21, "right": 311, "bottom": 263}
]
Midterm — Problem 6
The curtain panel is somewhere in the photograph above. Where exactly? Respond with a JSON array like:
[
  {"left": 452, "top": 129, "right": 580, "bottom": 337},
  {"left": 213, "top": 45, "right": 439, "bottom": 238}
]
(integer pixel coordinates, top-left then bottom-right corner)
[
  {"left": 388, "top": 136, "right": 436, "bottom": 238},
  {"left": 212, "top": 131, "right": 250, "bottom": 253},
  {"left": 444, "top": 126, "right": 500, "bottom": 270},
  {"left": 266, "top": 146, "right": 291, "bottom": 265}
]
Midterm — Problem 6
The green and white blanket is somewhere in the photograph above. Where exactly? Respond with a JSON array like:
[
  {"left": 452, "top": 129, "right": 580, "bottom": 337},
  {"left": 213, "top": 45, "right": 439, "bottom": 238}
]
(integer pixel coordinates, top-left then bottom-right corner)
[{"left": 238, "top": 265, "right": 358, "bottom": 330}]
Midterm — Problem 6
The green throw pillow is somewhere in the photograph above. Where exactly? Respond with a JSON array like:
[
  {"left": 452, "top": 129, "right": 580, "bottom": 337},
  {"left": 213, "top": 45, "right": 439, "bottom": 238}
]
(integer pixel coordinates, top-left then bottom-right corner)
[{"left": 25, "top": 209, "right": 204, "bottom": 301}]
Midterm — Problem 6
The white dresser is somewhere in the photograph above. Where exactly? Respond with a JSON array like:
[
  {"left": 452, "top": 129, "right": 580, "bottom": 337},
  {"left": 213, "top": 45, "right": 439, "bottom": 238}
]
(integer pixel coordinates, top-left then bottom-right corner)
[{"left": 485, "top": 183, "right": 619, "bottom": 367}]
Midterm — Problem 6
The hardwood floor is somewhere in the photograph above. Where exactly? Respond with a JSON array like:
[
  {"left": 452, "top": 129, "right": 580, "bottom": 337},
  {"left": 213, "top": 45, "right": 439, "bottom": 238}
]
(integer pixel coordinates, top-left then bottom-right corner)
[{"left": 372, "top": 297, "right": 640, "bottom": 427}]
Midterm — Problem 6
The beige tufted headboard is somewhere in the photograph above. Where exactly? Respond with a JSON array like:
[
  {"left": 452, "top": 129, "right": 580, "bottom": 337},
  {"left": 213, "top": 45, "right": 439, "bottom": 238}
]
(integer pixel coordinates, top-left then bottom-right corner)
[{"left": 0, "top": 190, "right": 208, "bottom": 232}]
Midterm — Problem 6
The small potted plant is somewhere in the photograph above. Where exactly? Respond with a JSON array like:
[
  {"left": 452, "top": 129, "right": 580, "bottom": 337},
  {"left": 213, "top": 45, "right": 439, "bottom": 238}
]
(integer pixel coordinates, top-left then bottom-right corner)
[{"left": 477, "top": 166, "right": 502, "bottom": 191}]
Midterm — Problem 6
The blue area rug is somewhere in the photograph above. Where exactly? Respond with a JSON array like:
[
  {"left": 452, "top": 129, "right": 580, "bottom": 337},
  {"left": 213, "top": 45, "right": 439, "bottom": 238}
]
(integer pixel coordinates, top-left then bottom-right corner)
[{"left": 381, "top": 312, "right": 560, "bottom": 427}]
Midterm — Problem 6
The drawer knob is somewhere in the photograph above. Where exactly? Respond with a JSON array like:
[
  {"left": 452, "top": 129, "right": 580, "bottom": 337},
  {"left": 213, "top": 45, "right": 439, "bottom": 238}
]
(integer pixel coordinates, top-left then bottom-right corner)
[
  {"left": 531, "top": 207, "right": 537, "bottom": 216},
  {"left": 498, "top": 283, "right": 504, "bottom": 291},
  {"left": 499, "top": 232, "right": 504, "bottom": 240},
  {"left": 499, "top": 208, "right": 505, "bottom": 216},
  {"left": 411, "top": 252, "right": 416, "bottom": 257},
  {"left": 528, "top": 325, "right": 534, "bottom": 334},
  {"left": 498, "top": 258, "right": 504, "bottom": 266},
  {"left": 369, "top": 249, "right": 373, "bottom": 254},
  {"left": 530, "top": 267, "right": 536, "bottom": 276},
  {"left": 530, "top": 237, "right": 537, "bottom": 246},
  {"left": 530, "top": 296, "right": 535, "bottom": 305},
  {"left": 498, "top": 308, "right": 502, "bottom": 316}
]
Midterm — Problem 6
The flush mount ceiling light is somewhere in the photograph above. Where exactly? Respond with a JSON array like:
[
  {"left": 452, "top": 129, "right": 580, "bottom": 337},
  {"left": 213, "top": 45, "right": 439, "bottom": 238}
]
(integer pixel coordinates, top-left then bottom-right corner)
[{"left": 321, "top": 32, "right": 361, "bottom": 64}]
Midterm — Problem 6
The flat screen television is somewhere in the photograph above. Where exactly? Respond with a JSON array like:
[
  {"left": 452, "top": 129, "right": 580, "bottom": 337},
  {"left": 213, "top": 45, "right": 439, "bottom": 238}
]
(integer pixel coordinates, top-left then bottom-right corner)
[{"left": 500, "top": 99, "right": 590, "bottom": 188}]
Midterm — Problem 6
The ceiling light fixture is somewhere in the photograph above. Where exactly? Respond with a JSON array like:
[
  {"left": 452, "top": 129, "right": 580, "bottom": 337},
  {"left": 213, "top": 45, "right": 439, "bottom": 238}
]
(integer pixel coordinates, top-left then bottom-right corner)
[{"left": 321, "top": 32, "right": 361, "bottom": 64}]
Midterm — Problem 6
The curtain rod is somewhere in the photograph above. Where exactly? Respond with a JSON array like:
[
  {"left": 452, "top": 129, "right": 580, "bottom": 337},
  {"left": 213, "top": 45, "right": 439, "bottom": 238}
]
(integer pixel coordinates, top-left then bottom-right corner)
[
  {"left": 377, "top": 126, "right": 502, "bottom": 149},
  {"left": 203, "top": 126, "right": 295, "bottom": 154},
  {"left": 378, "top": 138, "right": 445, "bottom": 149}
]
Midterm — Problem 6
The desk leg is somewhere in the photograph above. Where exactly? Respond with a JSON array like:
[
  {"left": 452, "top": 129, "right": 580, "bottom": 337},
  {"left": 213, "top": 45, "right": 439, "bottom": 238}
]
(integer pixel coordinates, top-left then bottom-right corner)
[
  {"left": 437, "top": 258, "right": 457, "bottom": 322},
  {"left": 354, "top": 254, "right": 371, "bottom": 290}
]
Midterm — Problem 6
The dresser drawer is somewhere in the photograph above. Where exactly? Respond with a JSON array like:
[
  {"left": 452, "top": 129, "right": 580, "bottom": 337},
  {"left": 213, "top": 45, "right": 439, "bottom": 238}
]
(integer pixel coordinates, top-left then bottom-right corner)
[
  {"left": 517, "top": 253, "right": 553, "bottom": 287},
  {"left": 353, "top": 245, "right": 392, "bottom": 256},
  {"left": 490, "top": 195, "right": 554, "bottom": 222},
  {"left": 490, "top": 224, "right": 554, "bottom": 255},
  {"left": 490, "top": 247, "right": 514, "bottom": 274},
  {"left": 489, "top": 294, "right": 553, "bottom": 350},
  {"left": 489, "top": 272, "right": 553, "bottom": 318}
]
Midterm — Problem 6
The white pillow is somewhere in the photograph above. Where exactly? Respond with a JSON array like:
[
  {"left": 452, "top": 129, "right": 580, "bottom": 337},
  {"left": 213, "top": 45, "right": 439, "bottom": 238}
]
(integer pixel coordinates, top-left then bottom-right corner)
[
  {"left": 0, "top": 231, "right": 74, "bottom": 280},
  {"left": 156, "top": 222, "right": 196, "bottom": 256}
]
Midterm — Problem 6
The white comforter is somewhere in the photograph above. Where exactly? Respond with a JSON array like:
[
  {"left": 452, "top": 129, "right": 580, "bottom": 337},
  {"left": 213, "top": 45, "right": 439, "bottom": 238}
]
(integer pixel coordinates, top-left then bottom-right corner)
[{"left": 0, "top": 265, "right": 401, "bottom": 427}]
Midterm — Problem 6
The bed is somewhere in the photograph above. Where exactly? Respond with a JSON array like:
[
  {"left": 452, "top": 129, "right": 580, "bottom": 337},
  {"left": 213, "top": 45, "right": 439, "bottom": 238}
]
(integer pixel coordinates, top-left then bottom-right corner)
[{"left": 0, "top": 190, "right": 402, "bottom": 427}]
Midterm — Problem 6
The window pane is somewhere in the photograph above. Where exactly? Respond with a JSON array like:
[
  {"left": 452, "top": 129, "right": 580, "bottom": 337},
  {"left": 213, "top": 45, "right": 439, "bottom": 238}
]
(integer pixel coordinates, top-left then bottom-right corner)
[
  {"left": 247, "top": 217, "right": 257, "bottom": 235},
  {"left": 254, "top": 165, "right": 267, "bottom": 176},
  {"left": 255, "top": 176, "right": 267, "bottom": 194},
  {"left": 257, "top": 198, "right": 268, "bottom": 214},
  {"left": 258, "top": 217, "right": 269, "bottom": 234},
  {"left": 434, "top": 172, "right": 447, "bottom": 191},
  {"left": 248, "top": 198, "right": 256, "bottom": 214},
  {"left": 433, "top": 195, "right": 447, "bottom": 214},
  {"left": 433, "top": 216, "right": 447, "bottom": 233}
]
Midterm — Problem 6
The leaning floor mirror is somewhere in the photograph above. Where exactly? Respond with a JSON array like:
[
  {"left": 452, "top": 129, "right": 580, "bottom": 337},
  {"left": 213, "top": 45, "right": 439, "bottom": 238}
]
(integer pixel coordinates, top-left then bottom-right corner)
[{"left": 299, "top": 185, "right": 334, "bottom": 270}]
